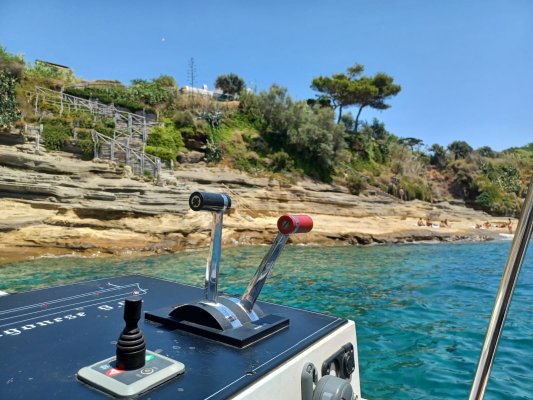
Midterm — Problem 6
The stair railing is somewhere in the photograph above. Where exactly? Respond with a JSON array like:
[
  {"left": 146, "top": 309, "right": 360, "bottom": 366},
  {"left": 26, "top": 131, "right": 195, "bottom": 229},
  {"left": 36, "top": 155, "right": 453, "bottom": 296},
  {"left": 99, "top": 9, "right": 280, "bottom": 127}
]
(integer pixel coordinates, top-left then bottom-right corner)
[{"left": 89, "top": 129, "right": 161, "bottom": 179}]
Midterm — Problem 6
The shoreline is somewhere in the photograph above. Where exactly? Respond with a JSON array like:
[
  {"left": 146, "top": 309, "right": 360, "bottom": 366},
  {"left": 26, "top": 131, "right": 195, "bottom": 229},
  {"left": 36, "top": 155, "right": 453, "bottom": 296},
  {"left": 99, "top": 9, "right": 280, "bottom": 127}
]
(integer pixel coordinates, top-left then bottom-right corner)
[
  {"left": 0, "top": 208, "right": 512, "bottom": 266},
  {"left": 0, "top": 146, "right": 516, "bottom": 266}
]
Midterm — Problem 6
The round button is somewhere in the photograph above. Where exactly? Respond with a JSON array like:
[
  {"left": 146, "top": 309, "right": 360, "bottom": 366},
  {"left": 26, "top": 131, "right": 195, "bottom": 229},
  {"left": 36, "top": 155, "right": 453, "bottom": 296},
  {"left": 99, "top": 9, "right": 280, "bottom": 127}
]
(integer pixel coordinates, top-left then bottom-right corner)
[{"left": 140, "top": 368, "right": 154, "bottom": 375}]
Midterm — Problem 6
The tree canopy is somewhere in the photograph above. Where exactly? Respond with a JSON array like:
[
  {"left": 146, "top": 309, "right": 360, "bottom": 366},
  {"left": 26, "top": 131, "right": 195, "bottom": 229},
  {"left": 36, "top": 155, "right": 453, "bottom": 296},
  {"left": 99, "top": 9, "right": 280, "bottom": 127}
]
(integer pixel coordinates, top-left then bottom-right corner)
[
  {"left": 398, "top": 137, "right": 424, "bottom": 151},
  {"left": 477, "top": 146, "right": 498, "bottom": 158},
  {"left": 448, "top": 140, "right": 473, "bottom": 160},
  {"left": 215, "top": 73, "right": 245, "bottom": 98},
  {"left": 429, "top": 144, "right": 448, "bottom": 169},
  {"left": 311, "top": 63, "right": 401, "bottom": 130}
]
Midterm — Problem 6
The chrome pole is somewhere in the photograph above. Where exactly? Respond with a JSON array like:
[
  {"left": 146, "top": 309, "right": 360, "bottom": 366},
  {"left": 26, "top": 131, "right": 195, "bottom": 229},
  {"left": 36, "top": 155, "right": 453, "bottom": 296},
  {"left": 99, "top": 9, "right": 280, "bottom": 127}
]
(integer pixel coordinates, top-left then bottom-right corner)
[
  {"left": 469, "top": 181, "right": 533, "bottom": 399},
  {"left": 205, "top": 211, "right": 224, "bottom": 302},
  {"left": 240, "top": 232, "right": 289, "bottom": 312}
]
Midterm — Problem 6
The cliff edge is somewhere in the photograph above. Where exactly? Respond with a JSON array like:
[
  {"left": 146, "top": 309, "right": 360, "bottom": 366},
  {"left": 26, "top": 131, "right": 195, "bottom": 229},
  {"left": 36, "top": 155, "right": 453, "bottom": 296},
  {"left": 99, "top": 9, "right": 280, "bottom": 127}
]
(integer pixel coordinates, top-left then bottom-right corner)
[{"left": 0, "top": 145, "right": 514, "bottom": 265}]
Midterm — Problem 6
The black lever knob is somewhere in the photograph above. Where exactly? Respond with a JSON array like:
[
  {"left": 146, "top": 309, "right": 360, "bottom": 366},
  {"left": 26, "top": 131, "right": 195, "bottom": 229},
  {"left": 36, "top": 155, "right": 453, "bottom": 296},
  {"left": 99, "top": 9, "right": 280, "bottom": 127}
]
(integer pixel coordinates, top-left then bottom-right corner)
[
  {"left": 189, "top": 192, "right": 231, "bottom": 212},
  {"left": 116, "top": 296, "right": 146, "bottom": 370}
]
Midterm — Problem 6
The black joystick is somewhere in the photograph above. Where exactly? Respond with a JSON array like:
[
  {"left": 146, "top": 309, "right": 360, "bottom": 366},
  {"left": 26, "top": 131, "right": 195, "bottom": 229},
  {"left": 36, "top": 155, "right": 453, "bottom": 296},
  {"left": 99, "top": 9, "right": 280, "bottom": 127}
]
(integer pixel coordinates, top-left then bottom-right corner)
[
  {"left": 116, "top": 296, "right": 146, "bottom": 370},
  {"left": 78, "top": 295, "right": 185, "bottom": 397}
]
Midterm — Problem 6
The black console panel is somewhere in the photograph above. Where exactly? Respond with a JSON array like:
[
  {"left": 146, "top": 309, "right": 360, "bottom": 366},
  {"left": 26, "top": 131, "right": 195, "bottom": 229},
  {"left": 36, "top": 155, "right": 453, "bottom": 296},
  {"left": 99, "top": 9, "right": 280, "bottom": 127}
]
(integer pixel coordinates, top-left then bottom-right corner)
[{"left": 0, "top": 275, "right": 346, "bottom": 399}]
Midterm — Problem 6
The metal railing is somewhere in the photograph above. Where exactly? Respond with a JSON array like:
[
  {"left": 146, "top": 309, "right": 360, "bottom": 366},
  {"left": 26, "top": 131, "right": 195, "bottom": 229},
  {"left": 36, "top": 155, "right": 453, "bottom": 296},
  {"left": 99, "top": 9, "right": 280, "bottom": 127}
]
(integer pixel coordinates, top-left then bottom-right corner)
[
  {"left": 33, "top": 87, "right": 157, "bottom": 144},
  {"left": 24, "top": 124, "right": 43, "bottom": 154},
  {"left": 31, "top": 86, "right": 164, "bottom": 180},
  {"left": 90, "top": 129, "right": 161, "bottom": 179}
]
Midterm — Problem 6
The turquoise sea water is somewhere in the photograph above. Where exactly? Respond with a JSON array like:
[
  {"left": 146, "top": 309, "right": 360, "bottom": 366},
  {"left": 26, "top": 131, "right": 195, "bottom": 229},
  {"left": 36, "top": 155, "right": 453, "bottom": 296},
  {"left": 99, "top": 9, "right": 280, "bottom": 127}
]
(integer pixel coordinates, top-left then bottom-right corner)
[{"left": 1, "top": 241, "right": 532, "bottom": 399}]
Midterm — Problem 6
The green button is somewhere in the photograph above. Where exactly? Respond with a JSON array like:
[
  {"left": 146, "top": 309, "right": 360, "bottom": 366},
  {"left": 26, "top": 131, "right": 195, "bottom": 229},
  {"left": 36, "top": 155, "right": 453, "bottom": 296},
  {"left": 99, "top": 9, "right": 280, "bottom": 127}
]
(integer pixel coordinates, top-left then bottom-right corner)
[{"left": 145, "top": 354, "right": 155, "bottom": 362}]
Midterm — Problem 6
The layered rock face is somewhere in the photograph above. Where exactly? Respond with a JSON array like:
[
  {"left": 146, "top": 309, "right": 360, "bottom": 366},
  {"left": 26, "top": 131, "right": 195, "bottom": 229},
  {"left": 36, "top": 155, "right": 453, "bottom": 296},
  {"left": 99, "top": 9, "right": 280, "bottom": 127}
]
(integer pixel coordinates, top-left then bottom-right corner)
[{"left": 0, "top": 145, "right": 512, "bottom": 264}]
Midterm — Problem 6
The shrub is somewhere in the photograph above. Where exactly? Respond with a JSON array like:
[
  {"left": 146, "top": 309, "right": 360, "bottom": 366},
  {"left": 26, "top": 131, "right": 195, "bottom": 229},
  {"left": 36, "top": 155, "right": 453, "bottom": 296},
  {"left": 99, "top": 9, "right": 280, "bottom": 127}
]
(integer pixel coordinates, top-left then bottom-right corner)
[
  {"left": 206, "top": 138, "right": 222, "bottom": 163},
  {"left": 42, "top": 118, "right": 71, "bottom": 150},
  {"left": 26, "top": 61, "right": 76, "bottom": 82},
  {"left": 347, "top": 174, "right": 367, "bottom": 195},
  {"left": 130, "top": 78, "right": 175, "bottom": 106},
  {"left": 232, "top": 151, "right": 264, "bottom": 172},
  {"left": 74, "top": 129, "right": 95, "bottom": 159},
  {"left": 145, "top": 145, "right": 175, "bottom": 163},
  {"left": 148, "top": 119, "right": 184, "bottom": 149},
  {"left": 94, "top": 121, "right": 114, "bottom": 138},
  {"left": 479, "top": 161, "right": 522, "bottom": 194},
  {"left": 0, "top": 71, "right": 20, "bottom": 128},
  {"left": 0, "top": 45, "right": 25, "bottom": 80},
  {"left": 475, "top": 191, "right": 495, "bottom": 210},
  {"left": 77, "top": 139, "right": 94, "bottom": 159},
  {"left": 400, "top": 176, "right": 432, "bottom": 201},
  {"left": 145, "top": 119, "right": 185, "bottom": 162},
  {"left": 270, "top": 151, "right": 294, "bottom": 172},
  {"left": 237, "top": 92, "right": 264, "bottom": 130},
  {"left": 173, "top": 110, "right": 195, "bottom": 128},
  {"left": 64, "top": 86, "right": 149, "bottom": 113},
  {"left": 472, "top": 175, "right": 519, "bottom": 215}
]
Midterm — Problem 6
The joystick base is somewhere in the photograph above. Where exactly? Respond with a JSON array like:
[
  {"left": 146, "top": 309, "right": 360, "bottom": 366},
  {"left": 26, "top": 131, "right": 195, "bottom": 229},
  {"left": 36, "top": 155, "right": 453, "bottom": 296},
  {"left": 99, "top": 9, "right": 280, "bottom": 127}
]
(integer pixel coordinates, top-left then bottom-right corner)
[
  {"left": 146, "top": 307, "right": 289, "bottom": 348},
  {"left": 77, "top": 351, "right": 185, "bottom": 398}
]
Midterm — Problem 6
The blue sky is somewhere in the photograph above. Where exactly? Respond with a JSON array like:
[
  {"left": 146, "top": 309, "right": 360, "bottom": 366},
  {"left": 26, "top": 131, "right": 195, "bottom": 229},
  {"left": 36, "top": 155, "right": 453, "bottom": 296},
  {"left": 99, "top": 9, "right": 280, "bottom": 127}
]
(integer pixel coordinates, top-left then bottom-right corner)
[{"left": 1, "top": 0, "right": 532, "bottom": 151}]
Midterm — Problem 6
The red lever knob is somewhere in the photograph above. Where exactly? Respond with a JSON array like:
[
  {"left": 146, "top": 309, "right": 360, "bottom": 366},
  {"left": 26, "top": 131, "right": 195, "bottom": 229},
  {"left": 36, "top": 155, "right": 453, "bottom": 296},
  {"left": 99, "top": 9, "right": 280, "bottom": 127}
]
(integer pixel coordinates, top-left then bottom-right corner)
[{"left": 277, "top": 214, "right": 313, "bottom": 235}]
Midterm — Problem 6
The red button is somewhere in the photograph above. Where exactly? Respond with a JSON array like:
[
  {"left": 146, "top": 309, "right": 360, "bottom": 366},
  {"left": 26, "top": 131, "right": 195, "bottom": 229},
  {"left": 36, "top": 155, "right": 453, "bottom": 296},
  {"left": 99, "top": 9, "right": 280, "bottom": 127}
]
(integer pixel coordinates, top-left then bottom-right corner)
[{"left": 105, "top": 368, "right": 124, "bottom": 377}]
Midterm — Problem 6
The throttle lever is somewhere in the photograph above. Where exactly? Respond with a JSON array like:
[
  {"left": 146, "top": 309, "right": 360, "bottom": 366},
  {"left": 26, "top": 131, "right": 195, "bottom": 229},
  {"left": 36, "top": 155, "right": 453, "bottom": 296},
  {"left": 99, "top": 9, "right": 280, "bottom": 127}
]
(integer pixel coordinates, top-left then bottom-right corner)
[
  {"left": 189, "top": 191, "right": 231, "bottom": 212},
  {"left": 189, "top": 192, "right": 231, "bottom": 303},
  {"left": 240, "top": 214, "right": 313, "bottom": 312}
]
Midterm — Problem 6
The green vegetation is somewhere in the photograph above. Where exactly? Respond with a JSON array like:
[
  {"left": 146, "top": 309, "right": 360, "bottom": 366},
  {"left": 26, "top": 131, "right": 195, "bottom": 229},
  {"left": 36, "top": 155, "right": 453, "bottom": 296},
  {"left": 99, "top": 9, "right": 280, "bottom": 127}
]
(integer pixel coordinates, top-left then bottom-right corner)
[
  {"left": 26, "top": 61, "right": 76, "bottom": 82},
  {"left": 215, "top": 73, "right": 245, "bottom": 98},
  {"left": 0, "top": 46, "right": 23, "bottom": 128},
  {"left": 311, "top": 63, "right": 401, "bottom": 127},
  {"left": 64, "top": 76, "right": 177, "bottom": 114},
  {"left": 346, "top": 173, "right": 367, "bottom": 195},
  {"left": 145, "top": 118, "right": 185, "bottom": 163},
  {"left": 0, "top": 71, "right": 20, "bottom": 128},
  {"left": 42, "top": 118, "right": 71, "bottom": 151},
  {"left": 76, "top": 132, "right": 96, "bottom": 159},
  {"left": 448, "top": 140, "right": 474, "bottom": 160},
  {"left": 1, "top": 42, "right": 532, "bottom": 216},
  {"left": 0, "top": 45, "right": 24, "bottom": 79}
]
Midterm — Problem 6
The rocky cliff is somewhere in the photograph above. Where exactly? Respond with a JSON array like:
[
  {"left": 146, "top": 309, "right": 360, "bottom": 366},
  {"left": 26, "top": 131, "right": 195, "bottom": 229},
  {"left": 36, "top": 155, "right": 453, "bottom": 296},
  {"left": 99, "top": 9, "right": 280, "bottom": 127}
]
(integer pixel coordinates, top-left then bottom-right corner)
[{"left": 0, "top": 144, "right": 513, "bottom": 265}]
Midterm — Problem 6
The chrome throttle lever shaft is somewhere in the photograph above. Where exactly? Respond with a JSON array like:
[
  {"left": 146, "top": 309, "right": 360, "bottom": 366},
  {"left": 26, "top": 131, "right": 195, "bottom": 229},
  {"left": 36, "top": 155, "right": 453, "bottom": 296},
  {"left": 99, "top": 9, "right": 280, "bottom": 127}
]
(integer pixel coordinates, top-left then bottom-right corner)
[
  {"left": 240, "top": 214, "right": 313, "bottom": 312},
  {"left": 189, "top": 192, "right": 231, "bottom": 303}
]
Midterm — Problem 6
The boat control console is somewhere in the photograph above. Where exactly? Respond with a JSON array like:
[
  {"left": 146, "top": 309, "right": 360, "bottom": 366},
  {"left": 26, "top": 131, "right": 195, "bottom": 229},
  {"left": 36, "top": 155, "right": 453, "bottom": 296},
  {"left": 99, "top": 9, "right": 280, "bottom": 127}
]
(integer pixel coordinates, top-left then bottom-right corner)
[{"left": 0, "top": 192, "right": 362, "bottom": 399}]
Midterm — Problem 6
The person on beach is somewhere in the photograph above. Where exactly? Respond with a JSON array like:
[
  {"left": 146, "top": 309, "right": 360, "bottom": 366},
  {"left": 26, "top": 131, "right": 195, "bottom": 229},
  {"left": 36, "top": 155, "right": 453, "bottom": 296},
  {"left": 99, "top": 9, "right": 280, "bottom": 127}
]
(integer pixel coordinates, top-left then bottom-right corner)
[
  {"left": 417, "top": 218, "right": 425, "bottom": 226},
  {"left": 399, "top": 187, "right": 405, "bottom": 202},
  {"left": 508, "top": 218, "right": 513, "bottom": 233}
]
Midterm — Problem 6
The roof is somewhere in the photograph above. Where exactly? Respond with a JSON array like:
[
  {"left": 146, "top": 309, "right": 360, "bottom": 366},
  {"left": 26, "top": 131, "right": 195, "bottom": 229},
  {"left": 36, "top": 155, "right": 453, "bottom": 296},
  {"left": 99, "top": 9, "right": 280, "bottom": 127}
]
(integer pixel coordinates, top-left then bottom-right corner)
[{"left": 35, "top": 59, "right": 72, "bottom": 70}]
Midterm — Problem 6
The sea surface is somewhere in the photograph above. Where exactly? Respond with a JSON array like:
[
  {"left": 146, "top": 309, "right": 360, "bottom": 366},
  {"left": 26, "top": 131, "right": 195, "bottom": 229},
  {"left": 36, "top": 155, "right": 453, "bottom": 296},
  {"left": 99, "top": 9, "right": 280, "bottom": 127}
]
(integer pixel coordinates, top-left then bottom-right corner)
[{"left": 1, "top": 241, "right": 532, "bottom": 399}]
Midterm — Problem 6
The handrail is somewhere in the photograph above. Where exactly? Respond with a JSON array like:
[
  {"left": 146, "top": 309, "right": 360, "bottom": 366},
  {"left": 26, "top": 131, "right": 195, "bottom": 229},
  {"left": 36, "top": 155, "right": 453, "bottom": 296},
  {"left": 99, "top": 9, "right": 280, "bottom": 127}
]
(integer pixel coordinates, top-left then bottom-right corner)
[
  {"left": 35, "top": 87, "right": 152, "bottom": 124},
  {"left": 32, "top": 87, "right": 163, "bottom": 180},
  {"left": 469, "top": 180, "right": 533, "bottom": 399},
  {"left": 33, "top": 87, "right": 157, "bottom": 144},
  {"left": 89, "top": 129, "right": 161, "bottom": 178}
]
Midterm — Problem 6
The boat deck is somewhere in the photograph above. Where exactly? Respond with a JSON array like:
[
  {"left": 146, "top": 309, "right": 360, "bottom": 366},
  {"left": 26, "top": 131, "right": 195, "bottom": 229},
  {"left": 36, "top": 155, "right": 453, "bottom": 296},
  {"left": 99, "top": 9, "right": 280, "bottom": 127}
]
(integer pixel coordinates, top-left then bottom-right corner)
[{"left": 0, "top": 275, "right": 347, "bottom": 399}]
